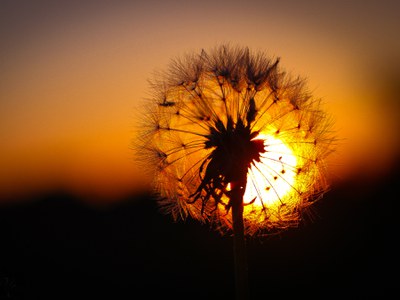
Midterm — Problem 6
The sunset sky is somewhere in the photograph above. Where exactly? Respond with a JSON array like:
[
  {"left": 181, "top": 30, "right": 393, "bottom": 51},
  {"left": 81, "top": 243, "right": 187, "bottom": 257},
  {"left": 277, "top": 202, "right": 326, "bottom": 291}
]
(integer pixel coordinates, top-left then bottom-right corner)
[{"left": 1, "top": 0, "right": 399, "bottom": 204}]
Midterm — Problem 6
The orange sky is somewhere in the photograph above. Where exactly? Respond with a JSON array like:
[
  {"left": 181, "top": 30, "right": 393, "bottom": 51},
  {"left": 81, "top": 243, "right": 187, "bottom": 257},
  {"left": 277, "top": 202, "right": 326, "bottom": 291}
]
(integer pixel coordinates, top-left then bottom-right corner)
[{"left": 1, "top": 0, "right": 399, "bottom": 204}]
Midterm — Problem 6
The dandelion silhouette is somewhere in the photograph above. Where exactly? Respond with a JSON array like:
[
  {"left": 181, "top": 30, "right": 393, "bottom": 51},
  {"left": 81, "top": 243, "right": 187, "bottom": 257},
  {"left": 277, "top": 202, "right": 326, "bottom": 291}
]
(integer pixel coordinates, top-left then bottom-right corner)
[{"left": 136, "top": 44, "right": 335, "bottom": 299}]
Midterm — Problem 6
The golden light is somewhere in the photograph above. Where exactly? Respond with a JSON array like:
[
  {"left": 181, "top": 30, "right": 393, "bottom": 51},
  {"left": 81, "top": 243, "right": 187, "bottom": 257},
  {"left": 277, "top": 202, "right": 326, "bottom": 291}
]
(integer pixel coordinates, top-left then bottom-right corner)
[
  {"left": 244, "top": 133, "right": 297, "bottom": 209},
  {"left": 139, "top": 45, "right": 333, "bottom": 235}
]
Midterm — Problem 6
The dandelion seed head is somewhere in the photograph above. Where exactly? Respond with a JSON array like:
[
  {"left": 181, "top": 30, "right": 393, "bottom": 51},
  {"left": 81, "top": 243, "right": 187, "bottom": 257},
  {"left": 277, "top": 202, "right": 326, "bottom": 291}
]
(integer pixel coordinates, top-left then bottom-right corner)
[{"left": 136, "top": 44, "right": 335, "bottom": 236}]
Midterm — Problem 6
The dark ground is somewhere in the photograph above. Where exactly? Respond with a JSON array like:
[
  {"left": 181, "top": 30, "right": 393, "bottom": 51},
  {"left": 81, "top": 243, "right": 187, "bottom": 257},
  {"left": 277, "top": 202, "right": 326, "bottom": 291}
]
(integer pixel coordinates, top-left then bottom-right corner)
[{"left": 1, "top": 160, "right": 398, "bottom": 300}]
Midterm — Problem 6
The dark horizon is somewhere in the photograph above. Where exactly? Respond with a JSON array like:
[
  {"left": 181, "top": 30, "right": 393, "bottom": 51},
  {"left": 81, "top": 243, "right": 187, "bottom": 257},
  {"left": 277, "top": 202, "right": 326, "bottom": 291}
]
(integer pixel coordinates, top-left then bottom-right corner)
[{"left": 1, "top": 157, "right": 398, "bottom": 299}]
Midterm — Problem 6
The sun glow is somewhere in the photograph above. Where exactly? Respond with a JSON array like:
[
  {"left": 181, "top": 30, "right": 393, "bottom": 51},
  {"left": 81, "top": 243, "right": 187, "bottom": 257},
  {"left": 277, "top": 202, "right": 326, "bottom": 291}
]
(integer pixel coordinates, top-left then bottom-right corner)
[
  {"left": 141, "top": 45, "right": 333, "bottom": 235},
  {"left": 243, "top": 133, "right": 298, "bottom": 214}
]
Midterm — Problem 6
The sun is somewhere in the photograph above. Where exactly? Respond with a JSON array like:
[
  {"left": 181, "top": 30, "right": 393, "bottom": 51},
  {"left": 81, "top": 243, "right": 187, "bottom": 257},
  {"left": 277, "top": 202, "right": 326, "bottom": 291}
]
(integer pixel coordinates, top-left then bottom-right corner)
[{"left": 243, "top": 133, "right": 298, "bottom": 215}]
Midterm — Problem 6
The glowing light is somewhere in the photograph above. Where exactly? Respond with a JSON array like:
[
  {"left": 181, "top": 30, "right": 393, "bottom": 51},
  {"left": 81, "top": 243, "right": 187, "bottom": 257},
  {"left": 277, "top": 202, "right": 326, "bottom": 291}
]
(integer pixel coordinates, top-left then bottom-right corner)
[
  {"left": 244, "top": 133, "right": 297, "bottom": 211},
  {"left": 138, "top": 44, "right": 334, "bottom": 235}
]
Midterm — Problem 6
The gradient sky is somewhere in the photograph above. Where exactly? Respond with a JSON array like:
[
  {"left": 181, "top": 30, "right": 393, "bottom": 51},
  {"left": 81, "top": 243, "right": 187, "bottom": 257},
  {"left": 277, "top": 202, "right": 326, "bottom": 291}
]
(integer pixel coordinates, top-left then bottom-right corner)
[{"left": 1, "top": 0, "right": 399, "bottom": 204}]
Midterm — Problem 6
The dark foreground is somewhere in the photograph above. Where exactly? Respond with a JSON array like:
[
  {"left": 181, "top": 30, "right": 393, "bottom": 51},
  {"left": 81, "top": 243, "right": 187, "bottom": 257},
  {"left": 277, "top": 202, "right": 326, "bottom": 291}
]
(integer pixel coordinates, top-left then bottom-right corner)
[{"left": 1, "top": 163, "right": 398, "bottom": 300}]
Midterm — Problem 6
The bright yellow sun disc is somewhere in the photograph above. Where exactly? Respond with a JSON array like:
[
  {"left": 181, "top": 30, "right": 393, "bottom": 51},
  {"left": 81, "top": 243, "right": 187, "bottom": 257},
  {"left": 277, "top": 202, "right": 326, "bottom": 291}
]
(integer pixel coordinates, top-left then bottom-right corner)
[{"left": 244, "top": 134, "right": 297, "bottom": 208}]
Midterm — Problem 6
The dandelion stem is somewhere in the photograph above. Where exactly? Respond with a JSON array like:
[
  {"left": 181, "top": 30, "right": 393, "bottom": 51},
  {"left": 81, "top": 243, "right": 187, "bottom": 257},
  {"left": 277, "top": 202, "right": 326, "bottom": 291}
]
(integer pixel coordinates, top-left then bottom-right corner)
[{"left": 231, "top": 179, "right": 249, "bottom": 300}]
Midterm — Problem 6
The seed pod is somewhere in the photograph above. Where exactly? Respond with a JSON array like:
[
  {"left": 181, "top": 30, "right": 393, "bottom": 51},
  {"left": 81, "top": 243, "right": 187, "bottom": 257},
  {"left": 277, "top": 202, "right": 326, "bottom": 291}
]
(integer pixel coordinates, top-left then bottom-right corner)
[{"left": 135, "top": 44, "right": 335, "bottom": 236}]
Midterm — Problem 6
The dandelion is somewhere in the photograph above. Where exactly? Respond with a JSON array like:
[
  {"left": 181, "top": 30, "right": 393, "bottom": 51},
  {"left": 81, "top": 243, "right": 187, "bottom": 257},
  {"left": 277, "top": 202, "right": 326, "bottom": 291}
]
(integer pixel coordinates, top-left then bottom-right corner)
[{"left": 135, "top": 44, "right": 335, "bottom": 299}]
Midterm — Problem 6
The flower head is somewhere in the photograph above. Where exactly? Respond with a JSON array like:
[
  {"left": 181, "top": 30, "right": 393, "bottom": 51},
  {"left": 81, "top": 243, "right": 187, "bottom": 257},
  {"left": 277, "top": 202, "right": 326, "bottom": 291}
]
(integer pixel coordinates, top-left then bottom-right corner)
[{"left": 136, "top": 44, "right": 335, "bottom": 236}]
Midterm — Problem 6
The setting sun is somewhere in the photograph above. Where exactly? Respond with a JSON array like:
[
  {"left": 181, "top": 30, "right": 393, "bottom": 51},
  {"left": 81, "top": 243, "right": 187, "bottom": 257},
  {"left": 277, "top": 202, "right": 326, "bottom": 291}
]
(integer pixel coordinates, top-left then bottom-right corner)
[{"left": 244, "top": 133, "right": 297, "bottom": 209}]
